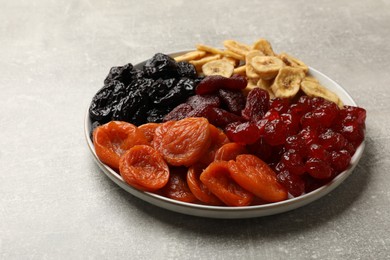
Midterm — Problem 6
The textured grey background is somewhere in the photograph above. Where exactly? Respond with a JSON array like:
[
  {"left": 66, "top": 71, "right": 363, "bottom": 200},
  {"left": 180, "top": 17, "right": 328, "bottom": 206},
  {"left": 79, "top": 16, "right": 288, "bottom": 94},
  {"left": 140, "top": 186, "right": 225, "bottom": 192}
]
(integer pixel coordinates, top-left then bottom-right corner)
[{"left": 1, "top": 0, "right": 389, "bottom": 259}]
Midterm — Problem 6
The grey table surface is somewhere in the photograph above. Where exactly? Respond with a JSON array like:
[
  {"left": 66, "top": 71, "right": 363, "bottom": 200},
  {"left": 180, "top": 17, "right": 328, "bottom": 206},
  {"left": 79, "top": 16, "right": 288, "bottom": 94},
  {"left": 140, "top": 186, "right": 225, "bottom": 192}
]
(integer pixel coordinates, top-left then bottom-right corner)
[{"left": 1, "top": 0, "right": 389, "bottom": 259}]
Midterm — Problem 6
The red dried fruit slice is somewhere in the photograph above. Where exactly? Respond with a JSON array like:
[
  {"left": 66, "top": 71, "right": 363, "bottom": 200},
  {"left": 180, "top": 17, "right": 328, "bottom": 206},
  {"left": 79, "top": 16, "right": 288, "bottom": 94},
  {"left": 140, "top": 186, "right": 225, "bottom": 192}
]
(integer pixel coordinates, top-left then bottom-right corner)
[
  {"left": 242, "top": 88, "right": 269, "bottom": 121},
  {"left": 224, "top": 121, "right": 261, "bottom": 145},
  {"left": 195, "top": 74, "right": 247, "bottom": 95}
]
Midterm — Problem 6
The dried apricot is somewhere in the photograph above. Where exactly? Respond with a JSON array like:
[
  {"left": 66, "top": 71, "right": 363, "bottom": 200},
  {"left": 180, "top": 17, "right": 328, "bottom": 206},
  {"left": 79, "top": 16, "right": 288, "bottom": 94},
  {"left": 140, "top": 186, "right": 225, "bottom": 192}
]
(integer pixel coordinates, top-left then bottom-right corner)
[
  {"left": 187, "top": 164, "right": 223, "bottom": 205},
  {"left": 161, "top": 167, "right": 197, "bottom": 203},
  {"left": 93, "top": 121, "right": 149, "bottom": 170},
  {"left": 214, "top": 142, "right": 248, "bottom": 161},
  {"left": 138, "top": 123, "right": 160, "bottom": 144},
  {"left": 119, "top": 145, "right": 169, "bottom": 192},
  {"left": 157, "top": 117, "right": 211, "bottom": 166},
  {"left": 229, "top": 154, "right": 288, "bottom": 202},
  {"left": 152, "top": 120, "right": 176, "bottom": 151},
  {"left": 200, "top": 161, "right": 254, "bottom": 206},
  {"left": 199, "top": 124, "right": 229, "bottom": 165}
]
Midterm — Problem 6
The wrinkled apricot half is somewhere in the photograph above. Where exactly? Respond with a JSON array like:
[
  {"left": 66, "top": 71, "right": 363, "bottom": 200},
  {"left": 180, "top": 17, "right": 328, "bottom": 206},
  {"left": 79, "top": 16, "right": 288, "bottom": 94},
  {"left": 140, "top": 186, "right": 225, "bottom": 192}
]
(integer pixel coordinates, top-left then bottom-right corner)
[
  {"left": 161, "top": 167, "right": 197, "bottom": 203},
  {"left": 187, "top": 164, "right": 223, "bottom": 205},
  {"left": 157, "top": 117, "right": 211, "bottom": 166},
  {"left": 93, "top": 121, "right": 148, "bottom": 170},
  {"left": 199, "top": 124, "right": 229, "bottom": 164},
  {"left": 119, "top": 145, "right": 169, "bottom": 192},
  {"left": 200, "top": 161, "right": 254, "bottom": 206},
  {"left": 138, "top": 123, "right": 160, "bottom": 144},
  {"left": 229, "top": 154, "right": 288, "bottom": 202},
  {"left": 214, "top": 142, "right": 248, "bottom": 161}
]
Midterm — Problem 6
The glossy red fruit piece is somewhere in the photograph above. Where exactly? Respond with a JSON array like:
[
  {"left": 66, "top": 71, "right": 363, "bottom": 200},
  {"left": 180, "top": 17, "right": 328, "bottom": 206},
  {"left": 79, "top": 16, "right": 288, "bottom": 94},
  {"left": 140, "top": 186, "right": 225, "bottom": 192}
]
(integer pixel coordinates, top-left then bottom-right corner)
[
  {"left": 305, "top": 158, "right": 334, "bottom": 179},
  {"left": 285, "top": 135, "right": 307, "bottom": 156},
  {"left": 263, "top": 119, "right": 288, "bottom": 146},
  {"left": 330, "top": 150, "right": 351, "bottom": 173},
  {"left": 281, "top": 112, "right": 300, "bottom": 136},
  {"left": 247, "top": 137, "right": 273, "bottom": 162},
  {"left": 270, "top": 98, "right": 290, "bottom": 114},
  {"left": 298, "top": 127, "right": 318, "bottom": 147},
  {"left": 318, "top": 128, "right": 348, "bottom": 151},
  {"left": 242, "top": 88, "right": 270, "bottom": 121},
  {"left": 195, "top": 74, "right": 247, "bottom": 95},
  {"left": 307, "top": 143, "right": 331, "bottom": 162},
  {"left": 277, "top": 170, "right": 305, "bottom": 197},
  {"left": 225, "top": 121, "right": 261, "bottom": 144},
  {"left": 280, "top": 150, "right": 305, "bottom": 175}
]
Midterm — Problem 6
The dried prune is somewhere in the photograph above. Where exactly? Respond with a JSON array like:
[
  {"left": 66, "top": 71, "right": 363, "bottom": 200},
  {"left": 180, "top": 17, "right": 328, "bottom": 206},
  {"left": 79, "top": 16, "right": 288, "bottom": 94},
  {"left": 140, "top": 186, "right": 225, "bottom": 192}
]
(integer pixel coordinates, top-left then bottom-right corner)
[
  {"left": 177, "top": 61, "right": 197, "bottom": 78},
  {"left": 218, "top": 89, "right": 246, "bottom": 115},
  {"left": 176, "top": 77, "right": 197, "bottom": 96},
  {"left": 104, "top": 63, "right": 142, "bottom": 86},
  {"left": 143, "top": 53, "right": 179, "bottom": 79},
  {"left": 153, "top": 82, "right": 187, "bottom": 107},
  {"left": 146, "top": 107, "right": 170, "bottom": 123},
  {"left": 89, "top": 80, "right": 125, "bottom": 123},
  {"left": 148, "top": 78, "right": 178, "bottom": 102}
]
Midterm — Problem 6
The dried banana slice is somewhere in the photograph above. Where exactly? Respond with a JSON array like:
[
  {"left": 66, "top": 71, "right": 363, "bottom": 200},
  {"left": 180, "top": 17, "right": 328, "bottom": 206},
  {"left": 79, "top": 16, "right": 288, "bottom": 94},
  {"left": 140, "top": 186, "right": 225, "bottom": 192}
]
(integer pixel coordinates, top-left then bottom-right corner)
[
  {"left": 202, "top": 60, "right": 234, "bottom": 77},
  {"left": 223, "top": 49, "right": 245, "bottom": 61},
  {"left": 250, "top": 56, "right": 284, "bottom": 80},
  {"left": 222, "top": 56, "right": 240, "bottom": 67},
  {"left": 233, "top": 65, "right": 246, "bottom": 76},
  {"left": 245, "top": 50, "right": 263, "bottom": 79},
  {"left": 252, "top": 38, "right": 275, "bottom": 56},
  {"left": 301, "top": 77, "right": 343, "bottom": 107},
  {"left": 189, "top": 54, "right": 221, "bottom": 73},
  {"left": 278, "top": 52, "right": 309, "bottom": 73},
  {"left": 271, "top": 67, "right": 305, "bottom": 98},
  {"left": 174, "top": 50, "right": 206, "bottom": 62},
  {"left": 223, "top": 40, "right": 251, "bottom": 57},
  {"left": 257, "top": 79, "right": 275, "bottom": 98},
  {"left": 196, "top": 44, "right": 225, "bottom": 55}
]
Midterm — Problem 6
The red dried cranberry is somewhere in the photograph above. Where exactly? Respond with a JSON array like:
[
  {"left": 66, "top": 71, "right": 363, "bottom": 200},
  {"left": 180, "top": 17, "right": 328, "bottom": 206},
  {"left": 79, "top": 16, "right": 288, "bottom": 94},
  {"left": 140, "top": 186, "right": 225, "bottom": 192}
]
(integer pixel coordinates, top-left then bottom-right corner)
[
  {"left": 263, "top": 119, "right": 288, "bottom": 146},
  {"left": 339, "top": 121, "right": 365, "bottom": 145},
  {"left": 307, "top": 144, "right": 331, "bottom": 162},
  {"left": 281, "top": 112, "right": 300, "bottom": 136},
  {"left": 343, "top": 106, "right": 366, "bottom": 125},
  {"left": 247, "top": 137, "right": 273, "bottom": 162},
  {"left": 305, "top": 158, "right": 334, "bottom": 179},
  {"left": 225, "top": 121, "right": 261, "bottom": 144},
  {"left": 270, "top": 98, "right": 290, "bottom": 114},
  {"left": 318, "top": 128, "right": 348, "bottom": 151},
  {"left": 280, "top": 150, "right": 305, "bottom": 175},
  {"left": 288, "top": 103, "right": 310, "bottom": 119},
  {"left": 277, "top": 170, "right": 305, "bottom": 197},
  {"left": 298, "top": 127, "right": 318, "bottom": 147},
  {"left": 309, "top": 97, "right": 326, "bottom": 109},
  {"left": 242, "top": 88, "right": 270, "bottom": 121},
  {"left": 330, "top": 150, "right": 351, "bottom": 173},
  {"left": 285, "top": 135, "right": 307, "bottom": 157}
]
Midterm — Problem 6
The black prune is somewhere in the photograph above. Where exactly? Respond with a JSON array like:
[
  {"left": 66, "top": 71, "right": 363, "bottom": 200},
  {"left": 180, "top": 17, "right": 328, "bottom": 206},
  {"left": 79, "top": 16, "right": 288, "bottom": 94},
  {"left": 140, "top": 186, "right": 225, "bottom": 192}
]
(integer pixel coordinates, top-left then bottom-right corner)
[
  {"left": 143, "top": 53, "right": 179, "bottom": 79},
  {"left": 177, "top": 61, "right": 197, "bottom": 78},
  {"left": 89, "top": 80, "right": 125, "bottom": 123},
  {"left": 148, "top": 78, "right": 177, "bottom": 102},
  {"left": 218, "top": 89, "right": 246, "bottom": 115},
  {"left": 153, "top": 83, "right": 187, "bottom": 107},
  {"left": 176, "top": 77, "right": 196, "bottom": 96},
  {"left": 146, "top": 107, "right": 170, "bottom": 123},
  {"left": 104, "top": 63, "right": 141, "bottom": 86}
]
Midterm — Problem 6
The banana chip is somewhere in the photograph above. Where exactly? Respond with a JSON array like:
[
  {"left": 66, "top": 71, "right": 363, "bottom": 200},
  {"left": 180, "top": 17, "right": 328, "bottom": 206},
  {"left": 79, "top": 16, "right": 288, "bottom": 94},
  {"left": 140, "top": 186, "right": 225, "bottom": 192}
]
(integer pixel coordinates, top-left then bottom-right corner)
[
  {"left": 202, "top": 60, "right": 234, "bottom": 77},
  {"left": 301, "top": 77, "right": 343, "bottom": 107},
  {"left": 252, "top": 38, "right": 275, "bottom": 56},
  {"left": 223, "top": 40, "right": 251, "bottom": 57},
  {"left": 250, "top": 56, "right": 284, "bottom": 80},
  {"left": 271, "top": 67, "right": 305, "bottom": 98},
  {"left": 189, "top": 54, "right": 221, "bottom": 73},
  {"left": 174, "top": 50, "right": 206, "bottom": 62}
]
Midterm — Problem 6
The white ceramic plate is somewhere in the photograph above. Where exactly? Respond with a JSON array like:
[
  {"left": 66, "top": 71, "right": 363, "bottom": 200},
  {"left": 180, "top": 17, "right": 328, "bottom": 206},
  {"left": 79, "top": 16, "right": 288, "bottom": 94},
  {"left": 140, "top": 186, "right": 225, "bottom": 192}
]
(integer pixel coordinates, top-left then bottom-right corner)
[{"left": 85, "top": 52, "right": 365, "bottom": 219}]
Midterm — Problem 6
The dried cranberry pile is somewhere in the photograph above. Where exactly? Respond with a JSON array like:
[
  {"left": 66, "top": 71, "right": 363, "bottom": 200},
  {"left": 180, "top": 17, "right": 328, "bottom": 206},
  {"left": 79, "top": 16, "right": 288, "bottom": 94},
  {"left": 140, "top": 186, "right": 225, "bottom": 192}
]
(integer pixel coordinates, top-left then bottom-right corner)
[{"left": 165, "top": 75, "right": 366, "bottom": 197}]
